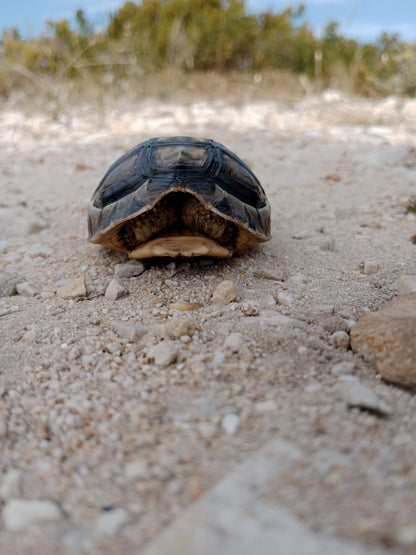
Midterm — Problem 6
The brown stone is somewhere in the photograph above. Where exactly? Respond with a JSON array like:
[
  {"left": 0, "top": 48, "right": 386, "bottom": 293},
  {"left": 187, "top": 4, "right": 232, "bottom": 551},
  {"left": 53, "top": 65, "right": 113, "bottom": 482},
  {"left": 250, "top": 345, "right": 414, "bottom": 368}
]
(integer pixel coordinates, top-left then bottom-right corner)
[
  {"left": 212, "top": 280, "right": 237, "bottom": 305},
  {"left": 168, "top": 302, "right": 203, "bottom": 312},
  {"left": 350, "top": 293, "right": 416, "bottom": 388},
  {"left": 56, "top": 276, "right": 86, "bottom": 298}
]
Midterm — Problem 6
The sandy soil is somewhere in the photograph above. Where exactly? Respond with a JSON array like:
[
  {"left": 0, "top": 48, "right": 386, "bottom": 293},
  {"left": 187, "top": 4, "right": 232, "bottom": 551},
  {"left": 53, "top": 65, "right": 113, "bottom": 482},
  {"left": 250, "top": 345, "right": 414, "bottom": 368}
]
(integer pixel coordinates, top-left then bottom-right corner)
[{"left": 0, "top": 90, "right": 416, "bottom": 554}]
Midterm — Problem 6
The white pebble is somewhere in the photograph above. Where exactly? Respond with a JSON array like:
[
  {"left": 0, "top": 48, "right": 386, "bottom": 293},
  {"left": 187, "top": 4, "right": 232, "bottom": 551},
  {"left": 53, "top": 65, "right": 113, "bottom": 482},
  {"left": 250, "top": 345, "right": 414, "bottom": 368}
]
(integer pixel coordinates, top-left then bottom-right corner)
[
  {"left": 224, "top": 332, "right": 244, "bottom": 353},
  {"left": 96, "top": 507, "right": 128, "bottom": 536},
  {"left": 16, "top": 282, "right": 39, "bottom": 297},
  {"left": 147, "top": 341, "right": 179, "bottom": 366},
  {"left": 105, "top": 279, "right": 128, "bottom": 300},
  {"left": 329, "top": 331, "right": 350, "bottom": 349},
  {"left": 395, "top": 275, "right": 416, "bottom": 294},
  {"left": 0, "top": 469, "right": 22, "bottom": 499},
  {"left": 337, "top": 376, "right": 392, "bottom": 416},
  {"left": 221, "top": 413, "right": 240, "bottom": 435},
  {"left": 254, "top": 400, "right": 277, "bottom": 413},
  {"left": 331, "top": 361, "right": 355, "bottom": 376},
  {"left": 362, "top": 260, "right": 379, "bottom": 275},
  {"left": 114, "top": 261, "right": 145, "bottom": 278},
  {"left": 125, "top": 459, "right": 148, "bottom": 479},
  {"left": 3, "top": 499, "right": 63, "bottom": 531},
  {"left": 111, "top": 320, "right": 147, "bottom": 341}
]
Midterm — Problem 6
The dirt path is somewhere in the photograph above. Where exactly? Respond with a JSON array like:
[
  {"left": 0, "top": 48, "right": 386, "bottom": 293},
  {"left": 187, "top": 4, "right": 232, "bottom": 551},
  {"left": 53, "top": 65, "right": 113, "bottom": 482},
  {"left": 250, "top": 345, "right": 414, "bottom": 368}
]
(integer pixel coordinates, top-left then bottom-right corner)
[{"left": 0, "top": 91, "right": 415, "bottom": 554}]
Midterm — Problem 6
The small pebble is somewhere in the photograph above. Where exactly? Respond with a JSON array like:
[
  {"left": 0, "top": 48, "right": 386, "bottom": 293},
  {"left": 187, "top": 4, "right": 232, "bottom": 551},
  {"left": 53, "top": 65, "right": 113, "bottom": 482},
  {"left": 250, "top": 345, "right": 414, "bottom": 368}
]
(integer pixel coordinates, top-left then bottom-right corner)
[
  {"left": 155, "top": 317, "right": 197, "bottom": 339},
  {"left": 3, "top": 499, "right": 63, "bottom": 531},
  {"left": 254, "top": 400, "right": 277, "bottom": 412},
  {"left": 125, "top": 459, "right": 148, "bottom": 479},
  {"left": 114, "top": 261, "right": 145, "bottom": 278},
  {"left": 62, "top": 527, "right": 92, "bottom": 551},
  {"left": 0, "top": 414, "right": 8, "bottom": 438},
  {"left": 194, "top": 397, "right": 217, "bottom": 417},
  {"left": 224, "top": 332, "right": 244, "bottom": 353},
  {"left": 276, "top": 291, "right": 293, "bottom": 305},
  {"left": 16, "top": 282, "right": 40, "bottom": 297},
  {"left": 197, "top": 421, "right": 217, "bottom": 439},
  {"left": 105, "top": 279, "right": 128, "bottom": 300},
  {"left": 0, "top": 270, "right": 21, "bottom": 297},
  {"left": 211, "top": 351, "right": 225, "bottom": 367},
  {"left": 331, "top": 361, "right": 355, "bottom": 376},
  {"left": 212, "top": 280, "right": 236, "bottom": 305},
  {"left": 147, "top": 341, "right": 179, "bottom": 366},
  {"left": 241, "top": 302, "right": 259, "bottom": 316},
  {"left": 337, "top": 375, "right": 392, "bottom": 416},
  {"left": 292, "top": 230, "right": 313, "bottom": 240},
  {"left": 321, "top": 316, "right": 350, "bottom": 334},
  {"left": 395, "top": 275, "right": 416, "bottom": 294},
  {"left": 111, "top": 321, "right": 148, "bottom": 342},
  {"left": 362, "top": 260, "right": 379, "bottom": 275},
  {"left": 96, "top": 507, "right": 128, "bottom": 536},
  {"left": 253, "top": 269, "right": 284, "bottom": 281},
  {"left": 325, "top": 172, "right": 341, "bottom": 182},
  {"left": 396, "top": 525, "right": 416, "bottom": 547},
  {"left": 329, "top": 331, "right": 350, "bottom": 349},
  {"left": 259, "top": 310, "right": 309, "bottom": 330},
  {"left": 168, "top": 301, "right": 203, "bottom": 311},
  {"left": 56, "top": 276, "right": 86, "bottom": 298},
  {"left": 221, "top": 413, "right": 240, "bottom": 435},
  {"left": 106, "top": 342, "right": 124, "bottom": 355},
  {"left": 0, "top": 470, "right": 22, "bottom": 499}
]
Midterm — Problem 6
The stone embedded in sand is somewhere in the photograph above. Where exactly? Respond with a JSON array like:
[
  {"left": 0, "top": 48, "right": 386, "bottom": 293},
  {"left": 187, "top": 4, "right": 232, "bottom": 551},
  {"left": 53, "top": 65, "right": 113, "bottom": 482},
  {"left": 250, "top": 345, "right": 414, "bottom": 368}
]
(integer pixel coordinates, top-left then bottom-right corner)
[
  {"left": 3, "top": 499, "right": 63, "bottom": 531},
  {"left": 105, "top": 279, "right": 128, "bottom": 300},
  {"left": 395, "top": 275, "right": 416, "bottom": 294},
  {"left": 155, "top": 317, "right": 198, "bottom": 340},
  {"left": 0, "top": 271, "right": 22, "bottom": 297},
  {"left": 329, "top": 330, "right": 350, "bottom": 350},
  {"left": 147, "top": 340, "right": 179, "bottom": 366},
  {"left": 336, "top": 375, "right": 392, "bottom": 417},
  {"left": 212, "top": 280, "right": 236, "bottom": 305},
  {"left": 16, "top": 282, "right": 40, "bottom": 297},
  {"left": 350, "top": 293, "right": 416, "bottom": 388},
  {"left": 168, "top": 301, "right": 203, "bottom": 312},
  {"left": 253, "top": 269, "right": 284, "bottom": 281},
  {"left": 224, "top": 332, "right": 244, "bottom": 353},
  {"left": 114, "top": 261, "right": 145, "bottom": 278},
  {"left": 56, "top": 277, "right": 86, "bottom": 298},
  {"left": 111, "top": 320, "right": 148, "bottom": 342}
]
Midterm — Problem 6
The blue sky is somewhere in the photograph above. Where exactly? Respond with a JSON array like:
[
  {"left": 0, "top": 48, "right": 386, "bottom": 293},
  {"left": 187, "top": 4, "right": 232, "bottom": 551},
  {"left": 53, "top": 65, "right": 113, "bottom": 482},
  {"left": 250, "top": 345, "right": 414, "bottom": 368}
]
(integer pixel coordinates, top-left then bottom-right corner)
[{"left": 1, "top": 0, "right": 416, "bottom": 42}]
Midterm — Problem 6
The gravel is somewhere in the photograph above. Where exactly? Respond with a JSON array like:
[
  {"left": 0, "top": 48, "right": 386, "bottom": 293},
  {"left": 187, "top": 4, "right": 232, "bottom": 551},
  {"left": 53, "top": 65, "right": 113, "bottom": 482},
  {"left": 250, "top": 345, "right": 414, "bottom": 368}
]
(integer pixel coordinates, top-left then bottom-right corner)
[{"left": 1, "top": 93, "right": 416, "bottom": 554}]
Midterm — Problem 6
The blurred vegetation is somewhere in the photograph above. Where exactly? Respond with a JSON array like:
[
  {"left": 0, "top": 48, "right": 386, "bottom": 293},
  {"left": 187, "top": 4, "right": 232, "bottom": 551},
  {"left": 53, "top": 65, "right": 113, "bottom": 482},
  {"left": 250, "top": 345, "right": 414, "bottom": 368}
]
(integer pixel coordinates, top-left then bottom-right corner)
[{"left": 1, "top": 0, "right": 416, "bottom": 104}]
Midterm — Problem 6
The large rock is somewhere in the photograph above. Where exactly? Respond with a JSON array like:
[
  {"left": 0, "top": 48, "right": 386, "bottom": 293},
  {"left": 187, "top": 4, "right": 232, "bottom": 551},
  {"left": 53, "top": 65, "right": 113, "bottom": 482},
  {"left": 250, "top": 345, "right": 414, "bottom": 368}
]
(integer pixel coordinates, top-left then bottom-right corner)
[{"left": 350, "top": 293, "right": 416, "bottom": 388}]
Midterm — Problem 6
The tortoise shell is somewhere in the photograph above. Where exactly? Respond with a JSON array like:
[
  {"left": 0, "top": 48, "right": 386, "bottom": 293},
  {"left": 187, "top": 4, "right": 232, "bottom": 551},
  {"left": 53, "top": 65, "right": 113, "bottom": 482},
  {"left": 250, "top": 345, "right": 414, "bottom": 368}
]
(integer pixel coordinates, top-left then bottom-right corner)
[{"left": 88, "top": 137, "right": 271, "bottom": 258}]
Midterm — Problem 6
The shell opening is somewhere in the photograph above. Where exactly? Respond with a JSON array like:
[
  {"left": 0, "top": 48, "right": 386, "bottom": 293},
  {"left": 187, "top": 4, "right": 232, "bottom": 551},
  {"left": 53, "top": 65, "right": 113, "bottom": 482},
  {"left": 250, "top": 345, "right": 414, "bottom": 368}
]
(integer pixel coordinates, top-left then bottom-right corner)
[{"left": 118, "top": 192, "right": 238, "bottom": 256}]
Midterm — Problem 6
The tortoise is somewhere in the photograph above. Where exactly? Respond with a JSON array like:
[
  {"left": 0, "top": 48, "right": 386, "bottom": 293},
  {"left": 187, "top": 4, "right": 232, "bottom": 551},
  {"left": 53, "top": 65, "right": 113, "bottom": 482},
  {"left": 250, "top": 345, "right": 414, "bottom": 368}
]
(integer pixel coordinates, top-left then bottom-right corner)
[{"left": 88, "top": 136, "right": 271, "bottom": 259}]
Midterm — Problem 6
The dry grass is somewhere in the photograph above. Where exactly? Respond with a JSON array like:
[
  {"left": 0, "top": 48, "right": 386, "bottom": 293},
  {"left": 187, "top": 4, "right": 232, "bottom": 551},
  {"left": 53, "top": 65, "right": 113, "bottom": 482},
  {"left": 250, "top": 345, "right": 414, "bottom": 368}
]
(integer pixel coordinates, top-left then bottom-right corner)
[{"left": 0, "top": 68, "right": 312, "bottom": 118}]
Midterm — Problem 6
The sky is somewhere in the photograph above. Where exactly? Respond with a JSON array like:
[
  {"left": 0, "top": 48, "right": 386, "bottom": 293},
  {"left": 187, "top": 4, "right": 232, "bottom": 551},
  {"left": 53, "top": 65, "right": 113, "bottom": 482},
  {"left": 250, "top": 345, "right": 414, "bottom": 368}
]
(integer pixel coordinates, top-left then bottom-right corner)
[{"left": 1, "top": 0, "right": 416, "bottom": 43}]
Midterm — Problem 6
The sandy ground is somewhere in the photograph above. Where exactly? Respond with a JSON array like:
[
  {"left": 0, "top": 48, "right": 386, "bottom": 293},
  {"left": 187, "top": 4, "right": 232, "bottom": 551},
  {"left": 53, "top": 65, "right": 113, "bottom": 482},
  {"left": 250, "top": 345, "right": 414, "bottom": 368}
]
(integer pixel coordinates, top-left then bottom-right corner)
[{"left": 0, "top": 90, "right": 416, "bottom": 554}]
